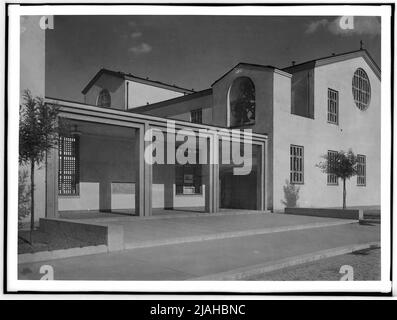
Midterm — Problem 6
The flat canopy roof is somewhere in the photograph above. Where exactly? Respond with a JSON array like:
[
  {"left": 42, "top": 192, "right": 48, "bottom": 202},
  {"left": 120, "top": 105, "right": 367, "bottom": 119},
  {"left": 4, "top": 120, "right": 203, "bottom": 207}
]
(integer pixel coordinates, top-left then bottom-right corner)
[{"left": 45, "top": 97, "right": 268, "bottom": 143}]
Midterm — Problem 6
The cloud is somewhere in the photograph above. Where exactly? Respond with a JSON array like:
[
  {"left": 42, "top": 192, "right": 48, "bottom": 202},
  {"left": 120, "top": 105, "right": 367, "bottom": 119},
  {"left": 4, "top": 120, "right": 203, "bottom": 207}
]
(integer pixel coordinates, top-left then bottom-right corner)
[
  {"left": 306, "top": 19, "right": 329, "bottom": 34},
  {"left": 306, "top": 16, "right": 381, "bottom": 37},
  {"left": 128, "top": 43, "right": 152, "bottom": 55},
  {"left": 120, "top": 31, "right": 142, "bottom": 39},
  {"left": 130, "top": 31, "right": 142, "bottom": 38}
]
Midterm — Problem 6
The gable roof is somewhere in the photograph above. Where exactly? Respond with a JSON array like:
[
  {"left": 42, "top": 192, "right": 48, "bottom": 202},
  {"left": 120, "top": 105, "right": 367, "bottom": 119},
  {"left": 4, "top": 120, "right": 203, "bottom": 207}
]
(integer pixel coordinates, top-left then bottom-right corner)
[
  {"left": 283, "top": 49, "right": 381, "bottom": 80},
  {"left": 81, "top": 68, "right": 195, "bottom": 95},
  {"left": 211, "top": 63, "right": 291, "bottom": 87},
  {"left": 130, "top": 88, "right": 213, "bottom": 113}
]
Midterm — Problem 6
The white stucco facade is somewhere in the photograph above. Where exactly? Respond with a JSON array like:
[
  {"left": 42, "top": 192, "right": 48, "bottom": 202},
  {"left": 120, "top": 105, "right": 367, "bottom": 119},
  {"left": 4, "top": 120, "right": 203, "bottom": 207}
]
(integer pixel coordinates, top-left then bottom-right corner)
[
  {"left": 131, "top": 50, "right": 381, "bottom": 212},
  {"left": 272, "top": 56, "right": 380, "bottom": 210}
]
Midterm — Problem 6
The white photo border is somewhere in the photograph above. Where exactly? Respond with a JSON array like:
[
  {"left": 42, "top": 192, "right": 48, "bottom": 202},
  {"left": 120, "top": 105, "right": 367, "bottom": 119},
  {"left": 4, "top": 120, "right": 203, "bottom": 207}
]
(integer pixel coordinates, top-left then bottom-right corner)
[{"left": 5, "top": 2, "right": 393, "bottom": 295}]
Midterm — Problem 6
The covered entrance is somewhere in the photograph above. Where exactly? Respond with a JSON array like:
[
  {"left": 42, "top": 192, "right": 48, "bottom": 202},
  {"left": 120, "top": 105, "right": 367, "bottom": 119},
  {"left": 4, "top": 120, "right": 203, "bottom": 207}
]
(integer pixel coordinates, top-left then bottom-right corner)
[
  {"left": 56, "top": 119, "right": 141, "bottom": 216},
  {"left": 44, "top": 99, "right": 268, "bottom": 219}
]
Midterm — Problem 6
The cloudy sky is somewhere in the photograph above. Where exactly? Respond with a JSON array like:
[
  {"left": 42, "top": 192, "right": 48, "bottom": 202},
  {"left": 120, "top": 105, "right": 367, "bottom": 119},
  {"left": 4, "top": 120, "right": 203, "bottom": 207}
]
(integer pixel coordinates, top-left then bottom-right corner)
[{"left": 44, "top": 15, "right": 381, "bottom": 102}]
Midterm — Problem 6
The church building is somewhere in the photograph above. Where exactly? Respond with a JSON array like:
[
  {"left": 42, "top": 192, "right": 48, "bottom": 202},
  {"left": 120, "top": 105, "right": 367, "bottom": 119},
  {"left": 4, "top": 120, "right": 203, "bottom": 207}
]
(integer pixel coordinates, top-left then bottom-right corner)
[
  {"left": 22, "top": 21, "right": 380, "bottom": 220},
  {"left": 53, "top": 48, "right": 379, "bottom": 216}
]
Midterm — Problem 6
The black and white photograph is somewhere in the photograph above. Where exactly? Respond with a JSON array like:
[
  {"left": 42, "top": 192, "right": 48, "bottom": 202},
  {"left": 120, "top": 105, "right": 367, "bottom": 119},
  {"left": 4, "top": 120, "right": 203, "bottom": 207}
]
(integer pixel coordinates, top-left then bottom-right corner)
[{"left": 3, "top": 2, "right": 394, "bottom": 297}]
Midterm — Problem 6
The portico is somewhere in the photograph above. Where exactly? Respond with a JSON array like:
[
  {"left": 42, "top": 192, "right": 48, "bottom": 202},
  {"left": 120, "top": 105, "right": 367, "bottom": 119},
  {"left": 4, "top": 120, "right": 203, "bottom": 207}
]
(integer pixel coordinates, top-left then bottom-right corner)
[{"left": 45, "top": 98, "right": 268, "bottom": 219}]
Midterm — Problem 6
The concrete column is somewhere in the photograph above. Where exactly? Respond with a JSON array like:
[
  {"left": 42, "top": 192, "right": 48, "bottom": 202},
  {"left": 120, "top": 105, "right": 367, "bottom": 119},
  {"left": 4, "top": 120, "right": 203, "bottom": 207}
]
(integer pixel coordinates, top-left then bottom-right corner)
[
  {"left": 20, "top": 16, "right": 45, "bottom": 99},
  {"left": 163, "top": 133, "right": 175, "bottom": 210},
  {"left": 256, "top": 144, "right": 263, "bottom": 211},
  {"left": 143, "top": 123, "right": 152, "bottom": 216},
  {"left": 99, "top": 179, "right": 111, "bottom": 212},
  {"left": 202, "top": 137, "right": 212, "bottom": 213},
  {"left": 213, "top": 135, "right": 220, "bottom": 213},
  {"left": 164, "top": 165, "right": 175, "bottom": 210},
  {"left": 134, "top": 127, "right": 146, "bottom": 217},
  {"left": 264, "top": 140, "right": 268, "bottom": 211},
  {"left": 21, "top": 16, "right": 46, "bottom": 220},
  {"left": 45, "top": 146, "right": 58, "bottom": 218}
]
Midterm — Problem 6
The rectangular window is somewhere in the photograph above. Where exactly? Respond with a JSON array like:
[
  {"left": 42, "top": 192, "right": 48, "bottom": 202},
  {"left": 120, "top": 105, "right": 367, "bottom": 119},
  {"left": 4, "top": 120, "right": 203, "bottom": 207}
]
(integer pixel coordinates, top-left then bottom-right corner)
[
  {"left": 191, "top": 108, "right": 202, "bottom": 124},
  {"left": 327, "top": 89, "right": 339, "bottom": 125},
  {"left": 327, "top": 150, "right": 338, "bottom": 185},
  {"left": 58, "top": 135, "right": 79, "bottom": 195},
  {"left": 357, "top": 154, "right": 366, "bottom": 186},
  {"left": 175, "top": 164, "right": 202, "bottom": 195},
  {"left": 290, "top": 145, "right": 304, "bottom": 184}
]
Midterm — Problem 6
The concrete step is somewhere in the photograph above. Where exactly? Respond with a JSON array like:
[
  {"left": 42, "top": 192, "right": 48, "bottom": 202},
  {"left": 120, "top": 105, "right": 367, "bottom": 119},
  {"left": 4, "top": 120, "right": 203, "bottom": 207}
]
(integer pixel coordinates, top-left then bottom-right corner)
[{"left": 124, "top": 219, "right": 357, "bottom": 250}]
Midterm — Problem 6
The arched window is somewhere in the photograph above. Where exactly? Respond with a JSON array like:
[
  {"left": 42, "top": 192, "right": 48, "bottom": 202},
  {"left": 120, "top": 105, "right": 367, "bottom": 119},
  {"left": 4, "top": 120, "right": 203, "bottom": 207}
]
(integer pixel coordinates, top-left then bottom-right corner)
[
  {"left": 228, "top": 77, "right": 255, "bottom": 127},
  {"left": 97, "top": 89, "right": 111, "bottom": 108},
  {"left": 352, "top": 68, "right": 371, "bottom": 111}
]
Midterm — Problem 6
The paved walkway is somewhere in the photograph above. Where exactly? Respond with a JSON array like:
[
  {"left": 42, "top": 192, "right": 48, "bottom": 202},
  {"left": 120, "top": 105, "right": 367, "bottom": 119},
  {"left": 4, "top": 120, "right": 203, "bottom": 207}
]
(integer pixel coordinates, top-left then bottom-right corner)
[
  {"left": 70, "top": 212, "right": 357, "bottom": 248},
  {"left": 247, "top": 248, "right": 381, "bottom": 281},
  {"left": 18, "top": 221, "right": 379, "bottom": 280}
]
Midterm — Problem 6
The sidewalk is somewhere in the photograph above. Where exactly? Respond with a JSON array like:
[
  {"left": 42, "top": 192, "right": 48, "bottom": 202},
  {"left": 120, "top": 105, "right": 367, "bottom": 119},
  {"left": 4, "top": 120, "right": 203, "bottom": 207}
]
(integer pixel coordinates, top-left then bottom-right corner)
[{"left": 18, "top": 222, "right": 379, "bottom": 280}]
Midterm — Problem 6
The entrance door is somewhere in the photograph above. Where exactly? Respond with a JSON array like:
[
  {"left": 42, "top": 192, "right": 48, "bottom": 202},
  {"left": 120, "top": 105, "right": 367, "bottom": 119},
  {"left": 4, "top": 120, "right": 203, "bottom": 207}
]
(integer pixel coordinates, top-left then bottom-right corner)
[
  {"left": 218, "top": 141, "right": 264, "bottom": 211},
  {"left": 219, "top": 168, "right": 257, "bottom": 210}
]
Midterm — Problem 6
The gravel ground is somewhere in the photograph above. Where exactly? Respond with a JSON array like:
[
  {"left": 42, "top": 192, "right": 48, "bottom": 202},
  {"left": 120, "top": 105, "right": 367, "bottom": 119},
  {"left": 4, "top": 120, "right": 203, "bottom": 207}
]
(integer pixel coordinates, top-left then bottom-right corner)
[
  {"left": 18, "top": 229, "right": 98, "bottom": 254},
  {"left": 248, "top": 248, "right": 380, "bottom": 281}
]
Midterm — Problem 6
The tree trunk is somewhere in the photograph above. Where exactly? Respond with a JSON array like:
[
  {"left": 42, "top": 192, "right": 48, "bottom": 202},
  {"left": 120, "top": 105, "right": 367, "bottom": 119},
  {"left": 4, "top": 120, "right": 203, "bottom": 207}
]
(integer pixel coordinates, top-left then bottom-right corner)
[
  {"left": 342, "top": 178, "right": 346, "bottom": 209},
  {"left": 30, "top": 160, "right": 35, "bottom": 237}
]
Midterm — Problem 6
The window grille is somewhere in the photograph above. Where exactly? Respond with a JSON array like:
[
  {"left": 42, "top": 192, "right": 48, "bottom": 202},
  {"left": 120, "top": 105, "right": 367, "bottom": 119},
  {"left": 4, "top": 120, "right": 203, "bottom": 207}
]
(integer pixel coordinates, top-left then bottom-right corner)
[
  {"left": 191, "top": 109, "right": 202, "bottom": 124},
  {"left": 290, "top": 145, "right": 304, "bottom": 184},
  {"left": 58, "top": 135, "right": 79, "bottom": 195},
  {"left": 357, "top": 154, "right": 366, "bottom": 186},
  {"left": 352, "top": 68, "right": 371, "bottom": 111},
  {"left": 327, "top": 89, "right": 339, "bottom": 124},
  {"left": 327, "top": 150, "right": 338, "bottom": 185}
]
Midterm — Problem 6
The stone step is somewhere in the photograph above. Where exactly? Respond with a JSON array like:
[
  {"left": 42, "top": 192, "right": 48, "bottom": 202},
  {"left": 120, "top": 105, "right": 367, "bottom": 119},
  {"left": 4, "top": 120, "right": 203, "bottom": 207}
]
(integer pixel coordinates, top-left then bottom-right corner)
[{"left": 124, "top": 219, "right": 356, "bottom": 249}]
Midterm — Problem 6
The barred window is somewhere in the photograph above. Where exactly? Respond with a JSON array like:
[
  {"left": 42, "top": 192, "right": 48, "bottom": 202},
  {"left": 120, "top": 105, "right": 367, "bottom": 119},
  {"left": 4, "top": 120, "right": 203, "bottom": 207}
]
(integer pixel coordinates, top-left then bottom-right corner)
[
  {"left": 357, "top": 154, "right": 366, "bottom": 186},
  {"left": 352, "top": 68, "right": 371, "bottom": 111},
  {"left": 191, "top": 108, "right": 202, "bottom": 124},
  {"left": 327, "top": 89, "right": 339, "bottom": 124},
  {"left": 97, "top": 88, "right": 111, "bottom": 108},
  {"left": 327, "top": 150, "right": 338, "bottom": 185},
  {"left": 58, "top": 135, "right": 80, "bottom": 195},
  {"left": 290, "top": 145, "right": 304, "bottom": 184}
]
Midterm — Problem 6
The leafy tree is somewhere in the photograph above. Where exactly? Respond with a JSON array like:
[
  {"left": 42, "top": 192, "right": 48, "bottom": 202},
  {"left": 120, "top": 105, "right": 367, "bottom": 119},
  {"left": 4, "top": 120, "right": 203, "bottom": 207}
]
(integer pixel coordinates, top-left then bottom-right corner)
[
  {"left": 19, "top": 90, "right": 62, "bottom": 234},
  {"left": 281, "top": 179, "right": 300, "bottom": 208},
  {"left": 316, "top": 149, "right": 359, "bottom": 209}
]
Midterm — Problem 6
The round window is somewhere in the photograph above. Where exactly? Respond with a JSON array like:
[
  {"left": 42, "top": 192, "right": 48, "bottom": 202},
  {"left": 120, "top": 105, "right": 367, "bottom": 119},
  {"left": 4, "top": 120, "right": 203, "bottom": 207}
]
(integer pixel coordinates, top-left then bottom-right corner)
[{"left": 352, "top": 68, "right": 371, "bottom": 111}]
